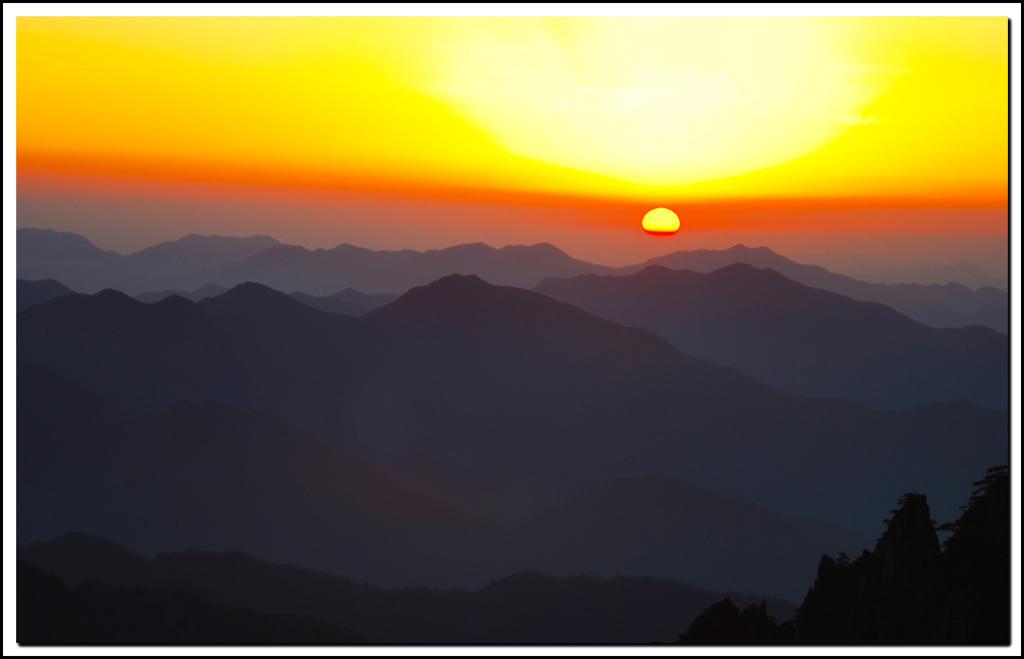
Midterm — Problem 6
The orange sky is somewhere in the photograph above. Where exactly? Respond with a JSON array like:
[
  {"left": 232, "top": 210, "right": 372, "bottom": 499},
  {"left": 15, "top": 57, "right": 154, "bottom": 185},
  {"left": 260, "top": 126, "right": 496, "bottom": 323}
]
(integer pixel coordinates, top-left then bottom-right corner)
[{"left": 15, "top": 15, "right": 1010, "bottom": 263}]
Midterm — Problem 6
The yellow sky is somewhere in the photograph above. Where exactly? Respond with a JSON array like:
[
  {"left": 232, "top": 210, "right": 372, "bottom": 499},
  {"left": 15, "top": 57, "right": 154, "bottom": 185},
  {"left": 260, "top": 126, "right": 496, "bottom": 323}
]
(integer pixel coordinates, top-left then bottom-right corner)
[{"left": 17, "top": 16, "right": 1008, "bottom": 207}]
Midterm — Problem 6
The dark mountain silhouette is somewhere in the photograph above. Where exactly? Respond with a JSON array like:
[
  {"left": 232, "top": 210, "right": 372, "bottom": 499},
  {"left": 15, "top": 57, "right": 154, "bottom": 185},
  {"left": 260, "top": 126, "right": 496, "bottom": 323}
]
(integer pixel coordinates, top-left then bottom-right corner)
[
  {"left": 329, "top": 287, "right": 400, "bottom": 310},
  {"left": 534, "top": 264, "right": 1008, "bottom": 410},
  {"left": 620, "top": 244, "right": 1007, "bottom": 333},
  {"left": 289, "top": 291, "right": 372, "bottom": 316},
  {"left": 287, "top": 287, "right": 402, "bottom": 316},
  {"left": 17, "top": 278, "right": 75, "bottom": 311},
  {"left": 212, "top": 240, "right": 618, "bottom": 295},
  {"left": 123, "top": 233, "right": 280, "bottom": 276},
  {"left": 18, "top": 357, "right": 886, "bottom": 601},
  {"left": 17, "top": 276, "right": 1007, "bottom": 534},
  {"left": 15, "top": 358, "right": 890, "bottom": 602},
  {"left": 678, "top": 598, "right": 795, "bottom": 645},
  {"left": 135, "top": 283, "right": 229, "bottom": 304},
  {"left": 796, "top": 466, "right": 1009, "bottom": 644},
  {"left": 511, "top": 473, "right": 869, "bottom": 602},
  {"left": 17, "top": 361, "right": 503, "bottom": 589},
  {"left": 19, "top": 534, "right": 795, "bottom": 644},
  {"left": 16, "top": 289, "right": 254, "bottom": 414},
  {"left": 17, "top": 561, "right": 366, "bottom": 645}
]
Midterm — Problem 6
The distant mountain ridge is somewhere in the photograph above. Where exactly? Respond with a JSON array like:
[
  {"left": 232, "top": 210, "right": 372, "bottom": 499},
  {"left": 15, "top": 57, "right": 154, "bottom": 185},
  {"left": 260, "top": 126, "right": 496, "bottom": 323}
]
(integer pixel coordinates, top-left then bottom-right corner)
[
  {"left": 534, "top": 263, "right": 1008, "bottom": 410},
  {"left": 211, "top": 240, "right": 618, "bottom": 295},
  {"left": 798, "top": 253, "right": 1007, "bottom": 290},
  {"left": 621, "top": 244, "right": 1007, "bottom": 333},
  {"left": 123, "top": 233, "right": 279, "bottom": 276},
  {"left": 18, "top": 228, "right": 1004, "bottom": 331}
]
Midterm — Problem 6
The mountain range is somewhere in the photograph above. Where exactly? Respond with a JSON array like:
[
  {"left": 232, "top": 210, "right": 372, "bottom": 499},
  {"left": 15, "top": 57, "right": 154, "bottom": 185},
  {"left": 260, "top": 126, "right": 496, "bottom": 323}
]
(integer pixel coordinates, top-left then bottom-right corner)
[
  {"left": 799, "top": 253, "right": 1007, "bottom": 290},
  {"left": 17, "top": 228, "right": 1006, "bottom": 332},
  {"left": 534, "top": 263, "right": 1007, "bottom": 410},
  {"left": 18, "top": 533, "right": 795, "bottom": 644},
  {"left": 17, "top": 360, "right": 868, "bottom": 600},
  {"left": 18, "top": 276, "right": 1007, "bottom": 536},
  {"left": 620, "top": 245, "right": 1008, "bottom": 334},
  {"left": 16, "top": 228, "right": 1010, "bottom": 641}
]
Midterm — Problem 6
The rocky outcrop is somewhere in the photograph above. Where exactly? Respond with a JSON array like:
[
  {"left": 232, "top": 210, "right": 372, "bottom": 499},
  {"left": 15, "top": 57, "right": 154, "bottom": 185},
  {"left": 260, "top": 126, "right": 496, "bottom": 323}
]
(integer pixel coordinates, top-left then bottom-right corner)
[
  {"left": 678, "top": 597, "right": 795, "bottom": 645},
  {"left": 796, "top": 467, "right": 1009, "bottom": 645}
]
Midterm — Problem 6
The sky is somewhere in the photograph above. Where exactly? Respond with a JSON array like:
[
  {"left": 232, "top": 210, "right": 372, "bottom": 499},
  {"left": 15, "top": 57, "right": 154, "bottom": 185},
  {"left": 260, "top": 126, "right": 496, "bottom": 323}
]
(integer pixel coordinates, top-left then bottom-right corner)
[{"left": 13, "top": 11, "right": 1012, "bottom": 271}]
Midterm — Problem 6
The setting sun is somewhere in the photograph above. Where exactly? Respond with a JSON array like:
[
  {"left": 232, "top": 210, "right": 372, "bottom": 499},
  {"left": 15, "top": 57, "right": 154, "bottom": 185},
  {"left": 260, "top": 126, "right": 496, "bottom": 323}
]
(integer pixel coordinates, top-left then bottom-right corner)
[{"left": 642, "top": 208, "right": 681, "bottom": 235}]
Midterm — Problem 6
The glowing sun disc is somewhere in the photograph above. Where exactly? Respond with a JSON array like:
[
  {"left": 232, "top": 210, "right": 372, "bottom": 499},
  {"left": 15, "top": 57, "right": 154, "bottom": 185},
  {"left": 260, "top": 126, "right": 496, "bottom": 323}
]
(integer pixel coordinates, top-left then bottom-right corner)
[{"left": 642, "top": 207, "right": 680, "bottom": 235}]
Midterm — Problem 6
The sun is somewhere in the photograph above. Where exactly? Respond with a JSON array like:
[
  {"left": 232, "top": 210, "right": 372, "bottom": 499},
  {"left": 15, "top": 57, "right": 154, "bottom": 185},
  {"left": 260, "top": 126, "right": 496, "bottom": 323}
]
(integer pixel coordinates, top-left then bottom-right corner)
[{"left": 642, "top": 208, "right": 680, "bottom": 236}]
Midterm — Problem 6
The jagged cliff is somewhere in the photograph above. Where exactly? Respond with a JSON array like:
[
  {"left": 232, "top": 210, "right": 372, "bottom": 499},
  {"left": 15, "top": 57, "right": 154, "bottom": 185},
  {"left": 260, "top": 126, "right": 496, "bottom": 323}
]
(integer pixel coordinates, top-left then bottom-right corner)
[
  {"left": 679, "top": 466, "right": 1009, "bottom": 646},
  {"left": 796, "top": 466, "right": 1009, "bottom": 645}
]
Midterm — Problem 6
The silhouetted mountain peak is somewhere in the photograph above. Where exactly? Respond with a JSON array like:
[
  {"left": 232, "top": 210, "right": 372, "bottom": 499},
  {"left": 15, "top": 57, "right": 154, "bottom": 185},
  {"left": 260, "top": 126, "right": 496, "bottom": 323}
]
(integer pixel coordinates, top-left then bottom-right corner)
[
  {"left": 706, "top": 262, "right": 793, "bottom": 285},
  {"left": 182, "top": 232, "right": 276, "bottom": 244},
  {"left": 17, "top": 278, "right": 76, "bottom": 311},
  {"left": 386, "top": 273, "right": 495, "bottom": 305},
  {"left": 427, "top": 272, "right": 490, "bottom": 288},
  {"left": 136, "top": 233, "right": 279, "bottom": 251},
  {"left": 367, "top": 274, "right": 583, "bottom": 329},
  {"left": 328, "top": 243, "right": 376, "bottom": 255},
  {"left": 151, "top": 293, "right": 198, "bottom": 312},
  {"left": 726, "top": 243, "right": 776, "bottom": 255},
  {"left": 199, "top": 281, "right": 359, "bottom": 330},
  {"left": 52, "top": 288, "right": 148, "bottom": 316},
  {"left": 498, "top": 242, "right": 571, "bottom": 257},
  {"left": 17, "top": 227, "right": 117, "bottom": 261},
  {"left": 202, "top": 281, "right": 307, "bottom": 312},
  {"left": 629, "top": 264, "right": 679, "bottom": 280},
  {"left": 93, "top": 288, "right": 134, "bottom": 302},
  {"left": 439, "top": 241, "right": 493, "bottom": 254}
]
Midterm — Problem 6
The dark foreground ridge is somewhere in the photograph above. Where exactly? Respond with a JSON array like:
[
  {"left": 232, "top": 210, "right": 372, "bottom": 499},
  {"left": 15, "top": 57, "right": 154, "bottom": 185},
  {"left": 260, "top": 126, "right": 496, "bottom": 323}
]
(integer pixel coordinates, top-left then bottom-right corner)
[
  {"left": 19, "top": 466, "right": 1006, "bottom": 645},
  {"left": 18, "top": 534, "right": 794, "bottom": 645},
  {"left": 17, "top": 560, "right": 366, "bottom": 645}
]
